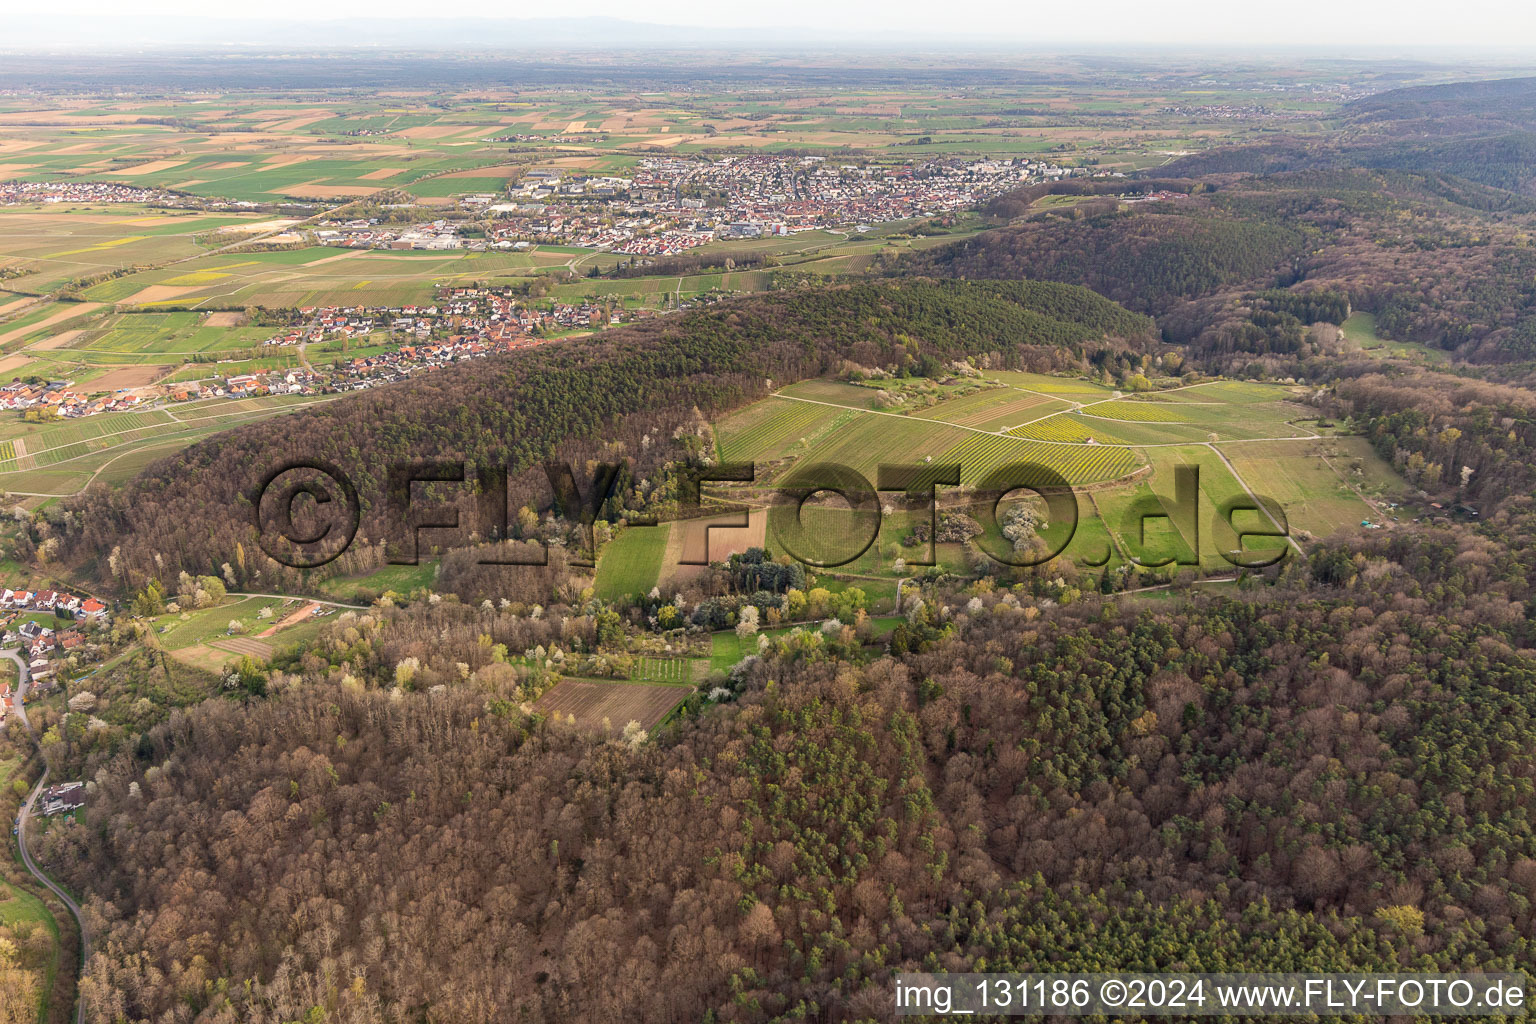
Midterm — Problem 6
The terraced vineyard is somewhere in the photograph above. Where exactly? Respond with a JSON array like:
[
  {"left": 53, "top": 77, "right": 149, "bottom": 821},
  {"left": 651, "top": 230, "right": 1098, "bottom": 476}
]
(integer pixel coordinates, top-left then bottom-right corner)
[
  {"left": 1009, "top": 414, "right": 1136, "bottom": 445},
  {"left": 912, "top": 386, "right": 1065, "bottom": 430},
  {"left": 716, "top": 399, "right": 848, "bottom": 463},
  {"left": 942, "top": 431, "right": 1141, "bottom": 485},
  {"left": 1084, "top": 399, "right": 1192, "bottom": 422}
]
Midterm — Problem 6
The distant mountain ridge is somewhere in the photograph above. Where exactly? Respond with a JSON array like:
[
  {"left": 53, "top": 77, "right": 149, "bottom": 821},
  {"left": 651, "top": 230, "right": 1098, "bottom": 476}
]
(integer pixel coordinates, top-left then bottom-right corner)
[
  {"left": 1344, "top": 75, "right": 1536, "bottom": 132},
  {"left": 1159, "top": 75, "right": 1536, "bottom": 196}
]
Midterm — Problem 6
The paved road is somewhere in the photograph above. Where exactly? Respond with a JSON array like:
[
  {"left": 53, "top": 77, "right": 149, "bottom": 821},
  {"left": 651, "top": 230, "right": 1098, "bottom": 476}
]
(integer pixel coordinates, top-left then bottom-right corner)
[{"left": 4, "top": 646, "right": 90, "bottom": 1024}]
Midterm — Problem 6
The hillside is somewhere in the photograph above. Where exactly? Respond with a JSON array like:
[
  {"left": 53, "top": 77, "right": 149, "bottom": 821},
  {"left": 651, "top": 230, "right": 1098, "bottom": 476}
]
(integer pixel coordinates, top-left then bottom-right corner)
[
  {"left": 906, "top": 170, "right": 1536, "bottom": 365},
  {"left": 55, "top": 280, "right": 1156, "bottom": 600},
  {"left": 11, "top": 54, "right": 1536, "bottom": 1024},
  {"left": 1344, "top": 75, "right": 1536, "bottom": 133},
  {"left": 905, "top": 200, "right": 1312, "bottom": 315},
  {"left": 1158, "top": 77, "right": 1536, "bottom": 197}
]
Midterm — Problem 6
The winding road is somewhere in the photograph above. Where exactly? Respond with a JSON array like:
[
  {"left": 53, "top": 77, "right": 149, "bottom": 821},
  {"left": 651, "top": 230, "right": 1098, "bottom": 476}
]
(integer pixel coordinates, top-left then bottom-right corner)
[{"left": 4, "top": 646, "right": 90, "bottom": 1024}]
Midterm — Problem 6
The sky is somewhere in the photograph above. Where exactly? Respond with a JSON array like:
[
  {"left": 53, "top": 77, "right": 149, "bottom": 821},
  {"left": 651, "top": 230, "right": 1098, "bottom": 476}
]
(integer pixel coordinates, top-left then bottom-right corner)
[{"left": 37, "top": 0, "right": 1536, "bottom": 49}]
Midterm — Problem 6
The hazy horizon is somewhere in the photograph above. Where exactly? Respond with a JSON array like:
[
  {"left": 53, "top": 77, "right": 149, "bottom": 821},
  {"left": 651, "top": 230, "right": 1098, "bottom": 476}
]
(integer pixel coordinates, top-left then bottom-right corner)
[{"left": 13, "top": 4, "right": 1536, "bottom": 52}]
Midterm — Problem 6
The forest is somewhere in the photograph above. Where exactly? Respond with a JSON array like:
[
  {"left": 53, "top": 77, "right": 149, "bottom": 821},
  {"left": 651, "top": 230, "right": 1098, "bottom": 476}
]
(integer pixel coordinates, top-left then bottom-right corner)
[
  {"left": 35, "top": 515, "right": 1536, "bottom": 1023},
  {"left": 1157, "top": 77, "right": 1536, "bottom": 197},
  {"left": 907, "top": 166, "right": 1536, "bottom": 367}
]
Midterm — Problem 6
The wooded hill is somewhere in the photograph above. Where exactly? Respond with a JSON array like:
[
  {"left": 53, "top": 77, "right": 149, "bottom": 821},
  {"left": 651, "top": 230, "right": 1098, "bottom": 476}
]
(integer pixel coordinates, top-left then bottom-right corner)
[
  {"left": 905, "top": 168, "right": 1536, "bottom": 366},
  {"left": 53, "top": 280, "right": 1155, "bottom": 602},
  {"left": 1157, "top": 77, "right": 1536, "bottom": 197}
]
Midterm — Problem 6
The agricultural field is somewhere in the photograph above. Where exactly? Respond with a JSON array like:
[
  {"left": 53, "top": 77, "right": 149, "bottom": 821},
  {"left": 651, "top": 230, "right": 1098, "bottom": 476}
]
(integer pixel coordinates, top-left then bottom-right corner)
[
  {"left": 157, "top": 593, "right": 340, "bottom": 672},
  {"left": 944, "top": 430, "right": 1142, "bottom": 486},
  {"left": 909, "top": 386, "right": 1070, "bottom": 430},
  {"left": 984, "top": 370, "right": 1122, "bottom": 401},
  {"left": 593, "top": 369, "right": 1407, "bottom": 600},
  {"left": 0, "top": 82, "right": 1325, "bottom": 206},
  {"left": 534, "top": 677, "right": 687, "bottom": 732},
  {"left": 715, "top": 398, "right": 856, "bottom": 465},
  {"left": 0, "top": 392, "right": 337, "bottom": 496},
  {"left": 151, "top": 595, "right": 292, "bottom": 651},
  {"left": 42, "top": 309, "right": 273, "bottom": 359},
  {"left": 1224, "top": 437, "right": 1404, "bottom": 541},
  {"left": 774, "top": 378, "right": 887, "bottom": 410},
  {"left": 0, "top": 207, "right": 283, "bottom": 295},
  {"left": 659, "top": 510, "right": 768, "bottom": 589},
  {"left": 1092, "top": 446, "right": 1297, "bottom": 570},
  {"left": 74, "top": 245, "right": 600, "bottom": 310}
]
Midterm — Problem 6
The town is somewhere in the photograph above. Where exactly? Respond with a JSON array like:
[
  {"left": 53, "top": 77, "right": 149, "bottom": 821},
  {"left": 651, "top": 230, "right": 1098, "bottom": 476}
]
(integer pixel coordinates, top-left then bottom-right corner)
[
  {"left": 482, "top": 154, "right": 1077, "bottom": 253},
  {"left": 0, "top": 181, "right": 182, "bottom": 206},
  {"left": 311, "top": 154, "right": 1086, "bottom": 254}
]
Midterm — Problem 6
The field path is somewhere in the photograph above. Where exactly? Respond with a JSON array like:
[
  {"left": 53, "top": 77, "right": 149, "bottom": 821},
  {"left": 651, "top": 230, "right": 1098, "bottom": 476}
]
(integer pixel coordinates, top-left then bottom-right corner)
[
  {"left": 1206, "top": 443, "right": 1304, "bottom": 555},
  {"left": 227, "top": 591, "right": 367, "bottom": 610}
]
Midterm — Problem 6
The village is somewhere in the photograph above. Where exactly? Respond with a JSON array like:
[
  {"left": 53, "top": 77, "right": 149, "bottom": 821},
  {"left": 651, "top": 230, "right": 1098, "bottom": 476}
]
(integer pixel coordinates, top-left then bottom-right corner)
[
  {"left": 0, "top": 585, "right": 111, "bottom": 721},
  {"left": 0, "top": 181, "right": 182, "bottom": 206},
  {"left": 0, "top": 285, "right": 678, "bottom": 423},
  {"left": 0, "top": 180, "right": 279, "bottom": 211},
  {"left": 256, "top": 289, "right": 643, "bottom": 352}
]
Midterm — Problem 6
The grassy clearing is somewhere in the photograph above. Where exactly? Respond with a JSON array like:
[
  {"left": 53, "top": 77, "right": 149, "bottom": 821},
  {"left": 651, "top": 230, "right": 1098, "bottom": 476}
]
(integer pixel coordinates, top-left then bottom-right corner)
[
  {"left": 1223, "top": 438, "right": 1400, "bottom": 541},
  {"left": 319, "top": 562, "right": 437, "bottom": 602},
  {"left": 595, "top": 525, "right": 670, "bottom": 602},
  {"left": 1345, "top": 311, "right": 1448, "bottom": 363},
  {"left": 710, "top": 627, "right": 792, "bottom": 672},
  {"left": 1092, "top": 446, "right": 1291, "bottom": 570},
  {"left": 150, "top": 596, "right": 291, "bottom": 650},
  {"left": 1342, "top": 311, "right": 1381, "bottom": 348}
]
